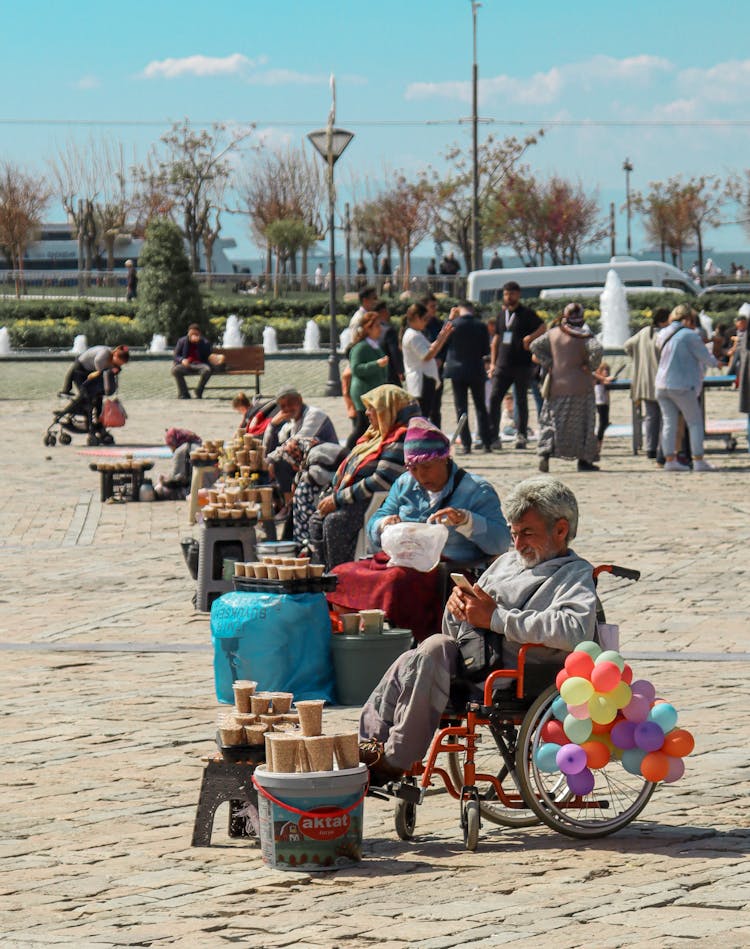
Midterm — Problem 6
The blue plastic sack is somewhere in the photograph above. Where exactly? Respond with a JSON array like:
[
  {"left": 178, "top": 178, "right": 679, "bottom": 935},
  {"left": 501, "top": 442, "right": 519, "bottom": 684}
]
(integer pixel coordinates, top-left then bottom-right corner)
[{"left": 211, "top": 591, "right": 336, "bottom": 704}]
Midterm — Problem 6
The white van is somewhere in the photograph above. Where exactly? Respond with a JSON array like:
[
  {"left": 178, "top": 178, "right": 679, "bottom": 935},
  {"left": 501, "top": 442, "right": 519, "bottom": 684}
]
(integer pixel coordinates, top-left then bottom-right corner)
[{"left": 466, "top": 257, "right": 696, "bottom": 305}]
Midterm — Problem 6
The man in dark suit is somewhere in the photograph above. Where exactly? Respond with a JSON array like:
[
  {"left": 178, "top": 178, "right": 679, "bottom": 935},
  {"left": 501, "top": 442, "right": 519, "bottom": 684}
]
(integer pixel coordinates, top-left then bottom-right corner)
[
  {"left": 488, "top": 281, "right": 546, "bottom": 449},
  {"left": 442, "top": 301, "right": 492, "bottom": 454},
  {"left": 421, "top": 293, "right": 445, "bottom": 428}
]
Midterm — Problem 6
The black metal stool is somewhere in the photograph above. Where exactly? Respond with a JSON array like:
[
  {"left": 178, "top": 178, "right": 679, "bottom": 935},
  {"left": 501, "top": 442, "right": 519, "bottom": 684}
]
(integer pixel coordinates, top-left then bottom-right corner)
[{"left": 191, "top": 754, "right": 261, "bottom": 847}]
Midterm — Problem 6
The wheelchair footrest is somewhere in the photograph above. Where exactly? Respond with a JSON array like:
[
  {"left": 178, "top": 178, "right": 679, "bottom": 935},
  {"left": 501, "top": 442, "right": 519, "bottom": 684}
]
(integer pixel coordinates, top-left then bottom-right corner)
[{"left": 366, "top": 780, "right": 424, "bottom": 805}]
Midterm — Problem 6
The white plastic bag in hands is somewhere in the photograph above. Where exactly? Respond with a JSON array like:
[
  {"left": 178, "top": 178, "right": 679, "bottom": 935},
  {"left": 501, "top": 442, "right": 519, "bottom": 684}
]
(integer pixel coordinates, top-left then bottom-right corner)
[{"left": 380, "top": 521, "right": 449, "bottom": 573}]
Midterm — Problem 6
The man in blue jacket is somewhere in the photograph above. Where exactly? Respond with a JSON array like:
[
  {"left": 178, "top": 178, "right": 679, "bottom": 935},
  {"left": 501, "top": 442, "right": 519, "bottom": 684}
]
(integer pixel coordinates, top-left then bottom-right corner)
[
  {"left": 172, "top": 324, "right": 225, "bottom": 399},
  {"left": 441, "top": 302, "right": 492, "bottom": 454}
]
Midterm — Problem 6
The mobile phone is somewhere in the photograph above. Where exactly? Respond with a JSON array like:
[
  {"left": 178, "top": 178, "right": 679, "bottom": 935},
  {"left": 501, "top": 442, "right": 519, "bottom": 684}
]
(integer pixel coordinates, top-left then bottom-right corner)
[{"left": 450, "top": 572, "right": 475, "bottom": 594}]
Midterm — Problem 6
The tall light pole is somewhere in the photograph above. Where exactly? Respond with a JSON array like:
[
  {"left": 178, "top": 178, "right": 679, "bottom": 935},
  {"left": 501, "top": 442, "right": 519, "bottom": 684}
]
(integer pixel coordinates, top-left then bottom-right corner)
[
  {"left": 623, "top": 158, "right": 634, "bottom": 256},
  {"left": 307, "top": 77, "right": 354, "bottom": 396},
  {"left": 471, "top": 1, "right": 482, "bottom": 272}
]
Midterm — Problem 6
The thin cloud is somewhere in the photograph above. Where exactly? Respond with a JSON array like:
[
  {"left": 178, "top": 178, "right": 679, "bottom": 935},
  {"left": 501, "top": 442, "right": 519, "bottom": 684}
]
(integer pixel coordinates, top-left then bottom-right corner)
[
  {"left": 405, "top": 54, "right": 672, "bottom": 105},
  {"left": 73, "top": 75, "right": 100, "bottom": 90},
  {"left": 677, "top": 59, "right": 750, "bottom": 104},
  {"left": 141, "top": 53, "right": 261, "bottom": 79},
  {"left": 140, "top": 53, "right": 327, "bottom": 86}
]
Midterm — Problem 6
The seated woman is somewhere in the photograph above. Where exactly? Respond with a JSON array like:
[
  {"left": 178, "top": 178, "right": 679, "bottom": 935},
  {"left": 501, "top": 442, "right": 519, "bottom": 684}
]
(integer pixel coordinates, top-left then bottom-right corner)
[
  {"left": 304, "top": 384, "right": 419, "bottom": 567},
  {"left": 327, "top": 417, "right": 510, "bottom": 642},
  {"left": 154, "top": 427, "right": 202, "bottom": 500}
]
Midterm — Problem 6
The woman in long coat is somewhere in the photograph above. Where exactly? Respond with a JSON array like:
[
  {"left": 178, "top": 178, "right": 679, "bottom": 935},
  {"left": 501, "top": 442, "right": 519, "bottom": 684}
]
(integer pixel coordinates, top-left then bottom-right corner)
[{"left": 531, "top": 303, "right": 603, "bottom": 472}]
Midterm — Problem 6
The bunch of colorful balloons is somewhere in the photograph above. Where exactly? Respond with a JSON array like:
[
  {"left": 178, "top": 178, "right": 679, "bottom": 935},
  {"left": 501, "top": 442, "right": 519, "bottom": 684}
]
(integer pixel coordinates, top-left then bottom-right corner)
[{"left": 534, "top": 640, "right": 695, "bottom": 795}]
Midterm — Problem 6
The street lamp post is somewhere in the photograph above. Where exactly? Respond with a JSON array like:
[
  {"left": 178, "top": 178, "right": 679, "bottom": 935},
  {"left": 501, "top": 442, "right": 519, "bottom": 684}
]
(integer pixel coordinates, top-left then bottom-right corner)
[
  {"left": 471, "top": 1, "right": 482, "bottom": 272},
  {"left": 307, "top": 117, "right": 354, "bottom": 397},
  {"left": 623, "top": 158, "right": 634, "bottom": 256}
]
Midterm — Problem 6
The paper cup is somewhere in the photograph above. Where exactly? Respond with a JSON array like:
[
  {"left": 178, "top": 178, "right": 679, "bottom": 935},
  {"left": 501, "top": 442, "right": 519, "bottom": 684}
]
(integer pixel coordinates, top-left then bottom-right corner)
[
  {"left": 267, "top": 734, "right": 301, "bottom": 773},
  {"left": 270, "top": 692, "right": 293, "bottom": 714},
  {"left": 308, "top": 564, "right": 325, "bottom": 578},
  {"left": 233, "top": 713, "right": 257, "bottom": 727},
  {"left": 243, "top": 434, "right": 254, "bottom": 449},
  {"left": 282, "top": 713, "right": 300, "bottom": 725},
  {"left": 293, "top": 565, "right": 308, "bottom": 579},
  {"left": 234, "top": 561, "right": 247, "bottom": 577},
  {"left": 359, "top": 609, "right": 386, "bottom": 635},
  {"left": 253, "top": 563, "right": 269, "bottom": 579},
  {"left": 244, "top": 723, "right": 269, "bottom": 745},
  {"left": 258, "top": 714, "right": 284, "bottom": 726},
  {"left": 251, "top": 693, "right": 272, "bottom": 715},
  {"left": 266, "top": 565, "right": 279, "bottom": 579},
  {"left": 305, "top": 735, "right": 335, "bottom": 772},
  {"left": 295, "top": 699, "right": 324, "bottom": 737},
  {"left": 340, "top": 612, "right": 361, "bottom": 635},
  {"left": 219, "top": 723, "right": 244, "bottom": 746},
  {"left": 243, "top": 563, "right": 257, "bottom": 578},
  {"left": 232, "top": 679, "right": 257, "bottom": 712},
  {"left": 263, "top": 733, "right": 276, "bottom": 771},
  {"left": 272, "top": 722, "right": 298, "bottom": 733},
  {"left": 333, "top": 733, "right": 360, "bottom": 770},
  {"left": 294, "top": 557, "right": 310, "bottom": 567},
  {"left": 277, "top": 566, "right": 295, "bottom": 581}
]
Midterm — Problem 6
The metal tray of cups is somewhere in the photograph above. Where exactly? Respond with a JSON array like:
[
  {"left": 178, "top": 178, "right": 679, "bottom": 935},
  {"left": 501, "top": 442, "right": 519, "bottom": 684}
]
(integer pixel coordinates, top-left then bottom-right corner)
[
  {"left": 231, "top": 574, "right": 338, "bottom": 595},
  {"left": 201, "top": 514, "right": 259, "bottom": 527},
  {"left": 214, "top": 731, "right": 267, "bottom": 764}
]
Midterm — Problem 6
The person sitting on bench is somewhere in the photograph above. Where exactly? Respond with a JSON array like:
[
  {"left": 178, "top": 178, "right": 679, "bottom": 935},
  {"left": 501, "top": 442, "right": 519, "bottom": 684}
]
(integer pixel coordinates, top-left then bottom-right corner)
[
  {"left": 358, "top": 476, "right": 597, "bottom": 785},
  {"left": 172, "top": 324, "right": 226, "bottom": 399}
]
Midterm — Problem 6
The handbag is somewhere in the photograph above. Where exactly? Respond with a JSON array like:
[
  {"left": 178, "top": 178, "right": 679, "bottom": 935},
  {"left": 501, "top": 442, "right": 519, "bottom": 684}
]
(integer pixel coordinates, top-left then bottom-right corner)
[
  {"left": 100, "top": 398, "right": 127, "bottom": 428},
  {"left": 540, "top": 371, "right": 551, "bottom": 400}
]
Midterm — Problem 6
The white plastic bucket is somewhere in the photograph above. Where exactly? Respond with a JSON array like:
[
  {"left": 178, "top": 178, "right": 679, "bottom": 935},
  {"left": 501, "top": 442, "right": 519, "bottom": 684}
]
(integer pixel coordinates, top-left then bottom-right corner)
[{"left": 252, "top": 765, "right": 368, "bottom": 871}]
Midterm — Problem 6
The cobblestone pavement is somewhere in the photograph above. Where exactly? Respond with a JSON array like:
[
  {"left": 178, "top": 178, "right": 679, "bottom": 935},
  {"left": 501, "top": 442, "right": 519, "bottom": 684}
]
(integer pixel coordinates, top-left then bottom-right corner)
[{"left": 1, "top": 361, "right": 749, "bottom": 947}]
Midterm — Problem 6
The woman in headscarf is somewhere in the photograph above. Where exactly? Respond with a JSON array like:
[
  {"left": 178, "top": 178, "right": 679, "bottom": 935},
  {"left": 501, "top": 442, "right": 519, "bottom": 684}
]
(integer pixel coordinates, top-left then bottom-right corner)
[
  {"left": 304, "top": 384, "right": 419, "bottom": 568},
  {"left": 154, "top": 427, "right": 202, "bottom": 499},
  {"left": 531, "top": 302, "right": 603, "bottom": 472}
]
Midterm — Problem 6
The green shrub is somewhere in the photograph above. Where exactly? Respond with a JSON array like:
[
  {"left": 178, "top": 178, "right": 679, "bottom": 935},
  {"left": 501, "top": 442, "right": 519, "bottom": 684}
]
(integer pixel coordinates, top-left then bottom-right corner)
[{"left": 137, "top": 219, "right": 205, "bottom": 341}]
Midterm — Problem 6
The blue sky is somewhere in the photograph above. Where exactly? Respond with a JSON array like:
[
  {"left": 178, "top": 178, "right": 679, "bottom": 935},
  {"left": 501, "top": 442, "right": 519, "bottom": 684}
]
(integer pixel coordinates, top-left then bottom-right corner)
[{"left": 3, "top": 0, "right": 749, "bottom": 265}]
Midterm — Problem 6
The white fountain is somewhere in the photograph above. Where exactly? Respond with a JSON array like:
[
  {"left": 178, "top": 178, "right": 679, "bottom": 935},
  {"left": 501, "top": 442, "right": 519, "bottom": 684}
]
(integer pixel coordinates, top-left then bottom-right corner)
[
  {"left": 0, "top": 327, "right": 10, "bottom": 355},
  {"left": 338, "top": 326, "right": 353, "bottom": 354},
  {"left": 303, "top": 319, "right": 321, "bottom": 352},
  {"left": 262, "top": 325, "right": 278, "bottom": 353},
  {"left": 222, "top": 314, "right": 245, "bottom": 348},
  {"left": 149, "top": 333, "right": 169, "bottom": 352},
  {"left": 698, "top": 310, "right": 713, "bottom": 341},
  {"left": 599, "top": 270, "right": 630, "bottom": 348},
  {"left": 72, "top": 334, "right": 88, "bottom": 355}
]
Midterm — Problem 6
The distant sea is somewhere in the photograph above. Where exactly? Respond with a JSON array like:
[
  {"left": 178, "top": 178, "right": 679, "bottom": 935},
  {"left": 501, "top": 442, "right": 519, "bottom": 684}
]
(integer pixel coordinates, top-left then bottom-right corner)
[{"left": 229, "top": 249, "right": 750, "bottom": 278}]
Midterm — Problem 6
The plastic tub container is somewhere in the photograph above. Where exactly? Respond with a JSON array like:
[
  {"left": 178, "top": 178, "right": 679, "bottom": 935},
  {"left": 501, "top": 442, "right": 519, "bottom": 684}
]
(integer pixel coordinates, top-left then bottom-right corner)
[
  {"left": 330, "top": 629, "right": 412, "bottom": 706},
  {"left": 256, "top": 540, "right": 298, "bottom": 559},
  {"left": 252, "top": 765, "right": 368, "bottom": 871}
]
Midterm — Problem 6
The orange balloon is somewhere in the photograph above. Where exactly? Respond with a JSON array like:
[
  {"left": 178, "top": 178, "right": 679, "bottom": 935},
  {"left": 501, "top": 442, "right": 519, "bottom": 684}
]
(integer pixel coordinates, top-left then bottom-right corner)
[
  {"left": 662, "top": 728, "right": 695, "bottom": 758},
  {"left": 640, "top": 751, "right": 670, "bottom": 782},
  {"left": 591, "top": 719, "right": 613, "bottom": 734},
  {"left": 581, "top": 740, "right": 611, "bottom": 769}
]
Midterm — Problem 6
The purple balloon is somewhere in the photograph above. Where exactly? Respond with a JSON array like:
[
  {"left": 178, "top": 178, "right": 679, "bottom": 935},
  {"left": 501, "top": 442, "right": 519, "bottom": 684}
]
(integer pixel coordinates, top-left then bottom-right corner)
[
  {"left": 663, "top": 757, "right": 685, "bottom": 784},
  {"left": 566, "top": 767, "right": 595, "bottom": 796},
  {"left": 634, "top": 720, "right": 665, "bottom": 752},
  {"left": 630, "top": 679, "right": 656, "bottom": 703},
  {"left": 556, "top": 743, "right": 587, "bottom": 775},
  {"left": 610, "top": 719, "right": 637, "bottom": 750},
  {"left": 623, "top": 694, "right": 651, "bottom": 723}
]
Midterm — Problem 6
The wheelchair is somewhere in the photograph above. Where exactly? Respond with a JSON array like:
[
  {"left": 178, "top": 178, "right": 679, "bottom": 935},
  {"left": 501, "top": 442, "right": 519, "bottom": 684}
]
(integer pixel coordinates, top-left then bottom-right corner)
[{"left": 369, "top": 564, "right": 652, "bottom": 850}]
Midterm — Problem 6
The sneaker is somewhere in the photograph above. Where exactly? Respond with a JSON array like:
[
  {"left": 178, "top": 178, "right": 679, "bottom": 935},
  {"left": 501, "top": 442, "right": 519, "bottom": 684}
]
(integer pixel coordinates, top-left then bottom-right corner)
[
  {"left": 455, "top": 445, "right": 471, "bottom": 455},
  {"left": 663, "top": 459, "right": 691, "bottom": 472},
  {"left": 490, "top": 439, "right": 503, "bottom": 451},
  {"left": 538, "top": 455, "right": 550, "bottom": 473},
  {"left": 359, "top": 739, "right": 404, "bottom": 787},
  {"left": 514, "top": 435, "right": 528, "bottom": 450},
  {"left": 577, "top": 460, "right": 600, "bottom": 472},
  {"left": 692, "top": 459, "right": 715, "bottom": 472}
]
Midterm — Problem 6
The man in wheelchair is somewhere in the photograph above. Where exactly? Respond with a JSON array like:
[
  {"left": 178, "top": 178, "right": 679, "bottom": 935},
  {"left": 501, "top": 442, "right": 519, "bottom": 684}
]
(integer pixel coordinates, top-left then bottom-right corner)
[{"left": 359, "top": 476, "right": 598, "bottom": 786}]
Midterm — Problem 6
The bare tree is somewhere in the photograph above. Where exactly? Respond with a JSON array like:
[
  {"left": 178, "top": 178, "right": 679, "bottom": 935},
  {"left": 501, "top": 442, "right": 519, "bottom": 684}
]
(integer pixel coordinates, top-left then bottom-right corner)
[
  {"left": 380, "top": 175, "right": 432, "bottom": 290},
  {"left": 49, "top": 139, "right": 132, "bottom": 279},
  {"left": 0, "top": 162, "right": 50, "bottom": 297},
  {"left": 351, "top": 198, "right": 389, "bottom": 284},
  {"left": 421, "top": 132, "right": 540, "bottom": 271},
  {"left": 142, "top": 119, "right": 254, "bottom": 273}
]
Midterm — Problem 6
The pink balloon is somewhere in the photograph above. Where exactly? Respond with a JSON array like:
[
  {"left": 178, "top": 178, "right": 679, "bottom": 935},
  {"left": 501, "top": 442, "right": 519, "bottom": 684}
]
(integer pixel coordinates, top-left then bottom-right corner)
[
  {"left": 567, "top": 702, "right": 591, "bottom": 720},
  {"left": 591, "top": 661, "right": 621, "bottom": 693},
  {"left": 663, "top": 757, "right": 685, "bottom": 784},
  {"left": 622, "top": 694, "right": 651, "bottom": 723}
]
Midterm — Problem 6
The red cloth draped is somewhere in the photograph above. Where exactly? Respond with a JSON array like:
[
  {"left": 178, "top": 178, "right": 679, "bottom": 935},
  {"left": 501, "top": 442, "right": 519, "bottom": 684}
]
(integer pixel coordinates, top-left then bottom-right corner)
[{"left": 327, "top": 552, "right": 443, "bottom": 644}]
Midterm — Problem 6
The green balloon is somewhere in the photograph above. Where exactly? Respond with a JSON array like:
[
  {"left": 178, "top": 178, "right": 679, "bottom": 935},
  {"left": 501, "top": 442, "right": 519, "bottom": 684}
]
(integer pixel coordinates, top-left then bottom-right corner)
[
  {"left": 596, "top": 649, "right": 625, "bottom": 672},
  {"left": 563, "top": 714, "right": 593, "bottom": 744},
  {"left": 575, "top": 641, "right": 602, "bottom": 660}
]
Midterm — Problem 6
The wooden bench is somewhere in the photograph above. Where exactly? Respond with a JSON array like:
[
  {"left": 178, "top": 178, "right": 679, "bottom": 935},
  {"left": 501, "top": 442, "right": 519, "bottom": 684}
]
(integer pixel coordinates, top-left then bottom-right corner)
[{"left": 204, "top": 346, "right": 265, "bottom": 395}]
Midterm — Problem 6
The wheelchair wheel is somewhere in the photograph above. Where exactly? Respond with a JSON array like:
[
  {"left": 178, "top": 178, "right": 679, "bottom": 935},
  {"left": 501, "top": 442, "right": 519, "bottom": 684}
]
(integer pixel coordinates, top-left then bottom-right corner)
[
  {"left": 394, "top": 799, "right": 417, "bottom": 841},
  {"left": 462, "top": 799, "right": 480, "bottom": 851},
  {"left": 516, "top": 686, "right": 656, "bottom": 839},
  {"left": 447, "top": 723, "right": 540, "bottom": 827}
]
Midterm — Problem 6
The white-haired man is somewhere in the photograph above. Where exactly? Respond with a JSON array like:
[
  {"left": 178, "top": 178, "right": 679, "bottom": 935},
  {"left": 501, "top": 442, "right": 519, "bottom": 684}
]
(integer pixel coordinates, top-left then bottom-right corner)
[{"left": 359, "top": 476, "right": 597, "bottom": 785}]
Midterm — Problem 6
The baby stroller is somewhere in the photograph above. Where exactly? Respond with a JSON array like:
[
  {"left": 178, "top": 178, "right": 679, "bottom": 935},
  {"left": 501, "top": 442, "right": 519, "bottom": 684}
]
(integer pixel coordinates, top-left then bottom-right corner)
[{"left": 44, "top": 380, "right": 118, "bottom": 447}]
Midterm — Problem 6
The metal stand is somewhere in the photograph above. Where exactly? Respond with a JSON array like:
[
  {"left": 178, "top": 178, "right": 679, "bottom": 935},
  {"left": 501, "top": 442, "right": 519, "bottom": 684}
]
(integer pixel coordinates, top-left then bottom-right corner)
[
  {"left": 196, "top": 522, "right": 257, "bottom": 612},
  {"left": 191, "top": 757, "right": 259, "bottom": 847}
]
